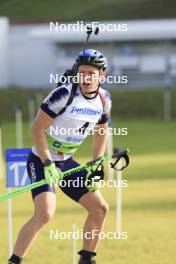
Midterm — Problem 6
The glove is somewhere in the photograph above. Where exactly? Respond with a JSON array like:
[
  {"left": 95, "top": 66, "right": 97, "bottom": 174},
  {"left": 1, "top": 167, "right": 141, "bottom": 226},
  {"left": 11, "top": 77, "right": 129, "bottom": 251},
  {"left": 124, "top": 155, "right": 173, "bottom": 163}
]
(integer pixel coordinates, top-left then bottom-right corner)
[
  {"left": 44, "top": 163, "right": 62, "bottom": 185},
  {"left": 86, "top": 164, "right": 104, "bottom": 191}
]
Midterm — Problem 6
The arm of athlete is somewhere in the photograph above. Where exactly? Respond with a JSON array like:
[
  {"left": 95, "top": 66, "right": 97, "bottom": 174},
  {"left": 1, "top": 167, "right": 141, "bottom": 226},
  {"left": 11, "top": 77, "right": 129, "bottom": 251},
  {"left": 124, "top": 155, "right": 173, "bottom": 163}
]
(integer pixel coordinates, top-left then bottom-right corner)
[
  {"left": 92, "top": 122, "right": 108, "bottom": 160},
  {"left": 31, "top": 110, "right": 61, "bottom": 182},
  {"left": 31, "top": 109, "right": 53, "bottom": 163},
  {"left": 92, "top": 89, "right": 111, "bottom": 160},
  {"left": 89, "top": 89, "right": 111, "bottom": 185},
  {"left": 85, "top": 122, "right": 108, "bottom": 189}
]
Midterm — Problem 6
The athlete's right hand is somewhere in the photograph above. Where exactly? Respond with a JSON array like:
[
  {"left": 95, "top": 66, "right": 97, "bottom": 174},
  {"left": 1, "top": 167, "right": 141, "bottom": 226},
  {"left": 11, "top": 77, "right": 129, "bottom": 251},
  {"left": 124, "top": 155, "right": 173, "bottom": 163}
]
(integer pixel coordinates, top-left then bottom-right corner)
[{"left": 44, "top": 163, "right": 62, "bottom": 185}]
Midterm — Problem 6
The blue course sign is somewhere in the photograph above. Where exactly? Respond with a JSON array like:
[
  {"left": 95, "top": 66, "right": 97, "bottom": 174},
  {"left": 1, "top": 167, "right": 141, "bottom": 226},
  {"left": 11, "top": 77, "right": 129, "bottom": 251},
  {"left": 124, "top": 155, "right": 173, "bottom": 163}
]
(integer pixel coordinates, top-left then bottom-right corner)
[{"left": 6, "top": 148, "right": 31, "bottom": 188}]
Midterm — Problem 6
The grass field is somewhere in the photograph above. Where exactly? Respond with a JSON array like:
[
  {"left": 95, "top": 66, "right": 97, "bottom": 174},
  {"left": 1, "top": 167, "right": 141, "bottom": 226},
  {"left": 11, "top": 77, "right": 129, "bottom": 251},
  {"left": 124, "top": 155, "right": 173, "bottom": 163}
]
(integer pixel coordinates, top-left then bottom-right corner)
[
  {"left": 0, "top": 88, "right": 176, "bottom": 122},
  {"left": 0, "top": 119, "right": 176, "bottom": 263},
  {"left": 0, "top": 0, "right": 176, "bottom": 22}
]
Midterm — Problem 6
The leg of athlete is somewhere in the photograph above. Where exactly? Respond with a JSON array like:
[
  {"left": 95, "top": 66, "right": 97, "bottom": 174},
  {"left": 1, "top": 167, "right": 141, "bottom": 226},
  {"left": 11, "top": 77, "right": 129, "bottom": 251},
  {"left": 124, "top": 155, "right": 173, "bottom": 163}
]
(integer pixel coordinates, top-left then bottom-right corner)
[
  {"left": 9, "top": 192, "right": 56, "bottom": 263},
  {"left": 78, "top": 190, "right": 109, "bottom": 263}
]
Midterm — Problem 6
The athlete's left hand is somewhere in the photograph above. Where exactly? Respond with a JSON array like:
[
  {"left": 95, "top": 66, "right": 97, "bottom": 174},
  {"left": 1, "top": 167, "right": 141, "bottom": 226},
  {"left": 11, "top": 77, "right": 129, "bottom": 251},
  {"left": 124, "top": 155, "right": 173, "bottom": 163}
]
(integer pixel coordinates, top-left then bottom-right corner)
[{"left": 86, "top": 164, "right": 104, "bottom": 191}]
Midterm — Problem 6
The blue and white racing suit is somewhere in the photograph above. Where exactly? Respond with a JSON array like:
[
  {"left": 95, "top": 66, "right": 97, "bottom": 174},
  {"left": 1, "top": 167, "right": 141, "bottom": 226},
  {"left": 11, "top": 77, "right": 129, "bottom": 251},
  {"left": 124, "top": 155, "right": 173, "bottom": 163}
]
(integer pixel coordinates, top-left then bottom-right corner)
[{"left": 27, "top": 83, "right": 112, "bottom": 201}]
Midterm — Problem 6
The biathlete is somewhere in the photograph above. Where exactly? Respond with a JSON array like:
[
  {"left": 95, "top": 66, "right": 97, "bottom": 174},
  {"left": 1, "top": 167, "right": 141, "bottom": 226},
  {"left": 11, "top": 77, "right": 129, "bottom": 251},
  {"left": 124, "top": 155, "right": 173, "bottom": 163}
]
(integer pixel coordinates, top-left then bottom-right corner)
[{"left": 8, "top": 49, "right": 112, "bottom": 264}]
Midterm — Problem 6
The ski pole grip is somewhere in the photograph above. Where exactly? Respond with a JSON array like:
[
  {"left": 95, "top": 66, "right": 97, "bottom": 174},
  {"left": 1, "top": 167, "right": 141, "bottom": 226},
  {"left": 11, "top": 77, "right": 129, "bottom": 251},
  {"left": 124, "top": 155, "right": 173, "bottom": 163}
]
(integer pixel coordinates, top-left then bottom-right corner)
[
  {"left": 112, "top": 148, "right": 129, "bottom": 159},
  {"left": 111, "top": 148, "right": 130, "bottom": 171}
]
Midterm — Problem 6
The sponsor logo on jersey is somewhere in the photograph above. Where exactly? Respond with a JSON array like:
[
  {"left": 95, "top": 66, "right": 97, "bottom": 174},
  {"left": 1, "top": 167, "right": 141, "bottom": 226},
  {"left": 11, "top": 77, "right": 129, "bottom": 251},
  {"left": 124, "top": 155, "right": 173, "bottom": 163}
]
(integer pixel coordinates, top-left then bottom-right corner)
[
  {"left": 66, "top": 137, "right": 82, "bottom": 143},
  {"left": 70, "top": 106, "right": 102, "bottom": 116}
]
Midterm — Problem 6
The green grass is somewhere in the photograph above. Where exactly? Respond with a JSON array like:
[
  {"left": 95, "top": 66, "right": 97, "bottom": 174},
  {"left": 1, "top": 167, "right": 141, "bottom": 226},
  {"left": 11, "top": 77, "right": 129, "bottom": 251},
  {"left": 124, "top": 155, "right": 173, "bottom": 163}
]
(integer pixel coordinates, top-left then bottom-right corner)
[
  {"left": 0, "top": 119, "right": 176, "bottom": 263},
  {"left": 0, "top": 0, "right": 176, "bottom": 22},
  {"left": 1, "top": 180, "right": 176, "bottom": 263},
  {"left": 1, "top": 119, "right": 176, "bottom": 181},
  {"left": 0, "top": 88, "right": 176, "bottom": 122},
  {"left": 110, "top": 88, "right": 176, "bottom": 120}
]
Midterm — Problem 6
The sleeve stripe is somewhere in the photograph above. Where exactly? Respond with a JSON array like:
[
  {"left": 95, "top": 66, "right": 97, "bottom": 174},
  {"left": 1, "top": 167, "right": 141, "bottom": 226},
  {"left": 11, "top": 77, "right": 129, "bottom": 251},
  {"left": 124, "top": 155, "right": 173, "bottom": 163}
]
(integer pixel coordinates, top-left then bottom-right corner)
[{"left": 40, "top": 103, "right": 58, "bottom": 118}]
